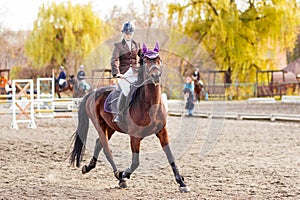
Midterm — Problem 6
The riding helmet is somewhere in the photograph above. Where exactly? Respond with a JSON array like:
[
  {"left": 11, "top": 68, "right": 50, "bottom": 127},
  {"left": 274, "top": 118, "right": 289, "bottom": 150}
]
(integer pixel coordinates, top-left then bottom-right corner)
[{"left": 121, "top": 21, "right": 135, "bottom": 35}]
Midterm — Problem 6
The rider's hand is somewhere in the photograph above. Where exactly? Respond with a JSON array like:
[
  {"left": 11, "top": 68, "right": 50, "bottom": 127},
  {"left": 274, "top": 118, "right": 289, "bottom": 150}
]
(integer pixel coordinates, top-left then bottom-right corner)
[{"left": 115, "top": 74, "right": 124, "bottom": 79}]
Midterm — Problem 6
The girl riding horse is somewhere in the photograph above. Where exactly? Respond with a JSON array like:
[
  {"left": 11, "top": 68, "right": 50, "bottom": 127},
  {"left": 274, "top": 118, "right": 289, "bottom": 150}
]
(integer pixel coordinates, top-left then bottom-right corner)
[{"left": 70, "top": 43, "right": 190, "bottom": 193}]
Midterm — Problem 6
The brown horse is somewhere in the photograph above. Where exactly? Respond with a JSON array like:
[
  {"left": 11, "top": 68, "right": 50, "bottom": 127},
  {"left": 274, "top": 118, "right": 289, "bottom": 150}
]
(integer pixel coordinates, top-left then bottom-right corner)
[
  {"left": 193, "top": 78, "right": 204, "bottom": 101},
  {"left": 70, "top": 43, "right": 190, "bottom": 192},
  {"left": 54, "top": 75, "right": 74, "bottom": 98}
]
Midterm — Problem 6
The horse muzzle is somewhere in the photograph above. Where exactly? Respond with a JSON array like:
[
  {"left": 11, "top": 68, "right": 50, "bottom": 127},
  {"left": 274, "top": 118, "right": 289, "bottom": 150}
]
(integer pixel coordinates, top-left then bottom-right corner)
[
  {"left": 150, "top": 72, "right": 161, "bottom": 86},
  {"left": 148, "top": 65, "right": 162, "bottom": 85}
]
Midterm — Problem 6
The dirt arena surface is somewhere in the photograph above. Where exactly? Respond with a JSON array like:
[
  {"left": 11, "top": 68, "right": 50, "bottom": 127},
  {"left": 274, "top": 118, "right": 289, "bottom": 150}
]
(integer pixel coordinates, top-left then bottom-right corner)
[{"left": 0, "top": 101, "right": 300, "bottom": 199}]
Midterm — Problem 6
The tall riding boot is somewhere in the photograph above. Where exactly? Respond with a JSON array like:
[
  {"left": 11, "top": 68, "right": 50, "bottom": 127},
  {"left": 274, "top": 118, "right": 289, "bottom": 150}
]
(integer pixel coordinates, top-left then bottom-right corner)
[{"left": 113, "top": 93, "right": 127, "bottom": 123}]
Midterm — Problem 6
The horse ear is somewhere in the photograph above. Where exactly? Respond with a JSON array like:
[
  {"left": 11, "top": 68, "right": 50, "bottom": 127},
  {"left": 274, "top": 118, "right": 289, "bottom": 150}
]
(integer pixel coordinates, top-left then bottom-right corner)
[
  {"left": 154, "top": 42, "right": 159, "bottom": 52},
  {"left": 142, "top": 43, "right": 147, "bottom": 53}
]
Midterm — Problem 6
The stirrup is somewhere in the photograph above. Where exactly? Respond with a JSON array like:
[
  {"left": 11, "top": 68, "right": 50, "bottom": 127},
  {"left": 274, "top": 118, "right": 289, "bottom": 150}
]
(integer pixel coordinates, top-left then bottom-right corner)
[{"left": 113, "top": 114, "right": 122, "bottom": 123}]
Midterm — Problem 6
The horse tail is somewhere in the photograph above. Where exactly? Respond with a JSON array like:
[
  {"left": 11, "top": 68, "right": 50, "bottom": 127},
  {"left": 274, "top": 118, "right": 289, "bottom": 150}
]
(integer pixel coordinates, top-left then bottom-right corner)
[{"left": 70, "top": 92, "right": 93, "bottom": 167}]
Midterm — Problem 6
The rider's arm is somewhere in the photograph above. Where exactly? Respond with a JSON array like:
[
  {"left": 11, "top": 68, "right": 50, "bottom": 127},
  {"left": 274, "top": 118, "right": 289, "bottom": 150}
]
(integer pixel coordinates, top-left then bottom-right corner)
[{"left": 111, "top": 43, "right": 120, "bottom": 77}]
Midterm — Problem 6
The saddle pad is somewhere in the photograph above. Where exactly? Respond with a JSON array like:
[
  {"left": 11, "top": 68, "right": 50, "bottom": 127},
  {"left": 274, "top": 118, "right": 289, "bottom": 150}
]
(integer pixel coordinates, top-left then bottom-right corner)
[{"left": 104, "top": 89, "right": 121, "bottom": 114}]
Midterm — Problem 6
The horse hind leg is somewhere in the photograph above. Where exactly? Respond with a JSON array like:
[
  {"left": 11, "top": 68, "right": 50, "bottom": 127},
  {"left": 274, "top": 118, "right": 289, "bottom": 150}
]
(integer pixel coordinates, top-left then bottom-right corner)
[
  {"left": 82, "top": 138, "right": 102, "bottom": 174},
  {"left": 93, "top": 123, "right": 122, "bottom": 186}
]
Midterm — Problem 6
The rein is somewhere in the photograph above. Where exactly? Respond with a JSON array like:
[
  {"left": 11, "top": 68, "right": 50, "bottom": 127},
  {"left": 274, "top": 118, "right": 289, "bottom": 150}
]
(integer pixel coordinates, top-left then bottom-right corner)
[
  {"left": 124, "top": 64, "right": 162, "bottom": 88},
  {"left": 122, "top": 75, "right": 152, "bottom": 88}
]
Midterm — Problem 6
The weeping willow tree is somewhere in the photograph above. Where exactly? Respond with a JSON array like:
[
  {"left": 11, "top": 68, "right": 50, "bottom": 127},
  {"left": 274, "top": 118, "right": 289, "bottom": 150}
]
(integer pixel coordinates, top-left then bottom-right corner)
[
  {"left": 25, "top": 2, "right": 112, "bottom": 73},
  {"left": 168, "top": 0, "right": 300, "bottom": 84}
]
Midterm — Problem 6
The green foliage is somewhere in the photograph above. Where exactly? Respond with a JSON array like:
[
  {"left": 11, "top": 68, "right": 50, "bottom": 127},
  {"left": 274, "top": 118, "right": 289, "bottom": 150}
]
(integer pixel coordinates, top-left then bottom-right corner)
[
  {"left": 25, "top": 2, "right": 112, "bottom": 73},
  {"left": 168, "top": 0, "right": 300, "bottom": 84}
]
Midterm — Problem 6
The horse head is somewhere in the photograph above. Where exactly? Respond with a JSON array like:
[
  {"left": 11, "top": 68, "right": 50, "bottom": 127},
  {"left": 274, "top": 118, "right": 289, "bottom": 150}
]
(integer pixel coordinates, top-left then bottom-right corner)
[
  {"left": 141, "top": 42, "right": 162, "bottom": 85},
  {"left": 67, "top": 75, "right": 75, "bottom": 91}
]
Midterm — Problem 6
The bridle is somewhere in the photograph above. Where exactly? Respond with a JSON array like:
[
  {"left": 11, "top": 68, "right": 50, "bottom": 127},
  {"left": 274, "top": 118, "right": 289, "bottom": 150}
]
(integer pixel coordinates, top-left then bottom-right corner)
[
  {"left": 122, "top": 42, "right": 162, "bottom": 88},
  {"left": 145, "top": 57, "right": 162, "bottom": 79},
  {"left": 126, "top": 56, "right": 162, "bottom": 88}
]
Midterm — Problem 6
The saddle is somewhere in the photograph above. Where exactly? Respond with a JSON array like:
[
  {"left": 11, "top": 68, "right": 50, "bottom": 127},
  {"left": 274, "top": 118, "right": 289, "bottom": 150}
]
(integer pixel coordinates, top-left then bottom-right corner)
[
  {"left": 104, "top": 86, "right": 137, "bottom": 114},
  {"left": 104, "top": 89, "right": 120, "bottom": 114}
]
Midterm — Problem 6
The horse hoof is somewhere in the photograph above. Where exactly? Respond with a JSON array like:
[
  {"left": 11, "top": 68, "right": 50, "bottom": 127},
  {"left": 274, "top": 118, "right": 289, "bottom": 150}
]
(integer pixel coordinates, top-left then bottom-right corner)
[
  {"left": 82, "top": 165, "right": 88, "bottom": 174},
  {"left": 179, "top": 186, "right": 190, "bottom": 193},
  {"left": 119, "top": 180, "right": 128, "bottom": 188}
]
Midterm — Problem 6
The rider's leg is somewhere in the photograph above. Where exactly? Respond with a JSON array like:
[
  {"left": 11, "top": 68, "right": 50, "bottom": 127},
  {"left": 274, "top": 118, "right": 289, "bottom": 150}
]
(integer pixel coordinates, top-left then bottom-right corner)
[
  {"left": 113, "top": 67, "right": 136, "bottom": 123},
  {"left": 113, "top": 92, "right": 127, "bottom": 123}
]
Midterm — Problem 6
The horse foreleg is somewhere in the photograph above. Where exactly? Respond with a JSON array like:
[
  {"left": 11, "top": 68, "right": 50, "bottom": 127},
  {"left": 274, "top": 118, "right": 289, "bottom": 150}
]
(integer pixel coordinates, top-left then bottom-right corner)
[
  {"left": 114, "top": 136, "right": 141, "bottom": 188},
  {"left": 82, "top": 138, "right": 102, "bottom": 174},
  {"left": 156, "top": 128, "right": 190, "bottom": 193},
  {"left": 121, "top": 137, "right": 142, "bottom": 179},
  {"left": 122, "top": 153, "right": 139, "bottom": 178},
  {"left": 163, "top": 144, "right": 190, "bottom": 192}
]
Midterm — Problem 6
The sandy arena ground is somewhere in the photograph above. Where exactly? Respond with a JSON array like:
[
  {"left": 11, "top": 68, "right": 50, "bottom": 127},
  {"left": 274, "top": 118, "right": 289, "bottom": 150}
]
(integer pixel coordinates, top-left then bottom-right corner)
[{"left": 0, "top": 101, "right": 300, "bottom": 199}]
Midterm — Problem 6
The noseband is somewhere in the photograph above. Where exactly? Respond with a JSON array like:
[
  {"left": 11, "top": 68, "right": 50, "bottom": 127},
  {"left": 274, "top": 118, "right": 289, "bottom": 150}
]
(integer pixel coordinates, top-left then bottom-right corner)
[{"left": 146, "top": 64, "right": 162, "bottom": 78}]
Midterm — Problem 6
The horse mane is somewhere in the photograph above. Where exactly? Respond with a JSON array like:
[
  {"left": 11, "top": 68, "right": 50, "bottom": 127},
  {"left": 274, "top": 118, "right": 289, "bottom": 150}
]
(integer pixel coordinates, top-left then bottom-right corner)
[{"left": 137, "top": 58, "right": 145, "bottom": 84}]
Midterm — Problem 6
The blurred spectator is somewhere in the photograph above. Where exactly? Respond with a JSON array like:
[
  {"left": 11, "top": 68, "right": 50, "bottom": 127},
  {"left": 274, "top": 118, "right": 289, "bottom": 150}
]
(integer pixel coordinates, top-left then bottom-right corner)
[
  {"left": 0, "top": 71, "right": 8, "bottom": 95},
  {"left": 183, "top": 76, "right": 195, "bottom": 117}
]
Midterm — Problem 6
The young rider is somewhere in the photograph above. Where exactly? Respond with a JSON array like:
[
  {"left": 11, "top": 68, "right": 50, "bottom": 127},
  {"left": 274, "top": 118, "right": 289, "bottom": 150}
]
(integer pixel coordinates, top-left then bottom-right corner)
[{"left": 110, "top": 21, "right": 142, "bottom": 123}]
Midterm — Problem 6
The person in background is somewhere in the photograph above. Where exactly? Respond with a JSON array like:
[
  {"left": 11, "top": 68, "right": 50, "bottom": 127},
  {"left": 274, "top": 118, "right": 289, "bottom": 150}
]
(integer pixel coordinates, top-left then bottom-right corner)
[
  {"left": 0, "top": 71, "right": 8, "bottom": 95},
  {"left": 77, "top": 65, "right": 90, "bottom": 92},
  {"left": 110, "top": 21, "right": 142, "bottom": 123},
  {"left": 183, "top": 76, "right": 195, "bottom": 117},
  {"left": 6, "top": 80, "right": 12, "bottom": 100},
  {"left": 56, "top": 66, "right": 67, "bottom": 91},
  {"left": 77, "top": 65, "right": 86, "bottom": 80}
]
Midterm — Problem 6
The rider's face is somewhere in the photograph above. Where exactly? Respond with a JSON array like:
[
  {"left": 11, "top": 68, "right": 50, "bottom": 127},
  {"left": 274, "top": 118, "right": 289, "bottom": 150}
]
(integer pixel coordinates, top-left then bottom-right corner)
[{"left": 123, "top": 33, "right": 133, "bottom": 41}]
